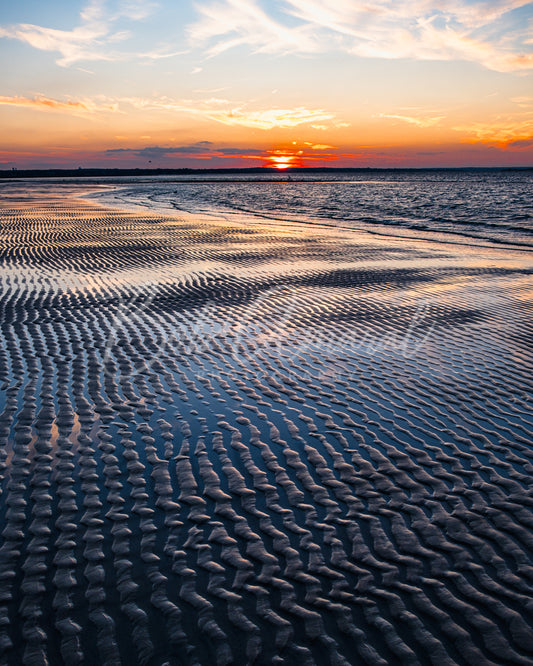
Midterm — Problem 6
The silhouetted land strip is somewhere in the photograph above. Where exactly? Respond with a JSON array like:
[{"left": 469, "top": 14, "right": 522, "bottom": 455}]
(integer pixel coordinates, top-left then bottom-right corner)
[{"left": 1, "top": 166, "right": 532, "bottom": 179}]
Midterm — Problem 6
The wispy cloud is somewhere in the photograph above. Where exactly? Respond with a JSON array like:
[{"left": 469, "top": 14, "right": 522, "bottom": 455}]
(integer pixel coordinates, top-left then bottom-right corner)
[
  {"left": 0, "top": 94, "right": 119, "bottom": 114},
  {"left": 188, "top": 0, "right": 318, "bottom": 56},
  {"left": 189, "top": 0, "right": 533, "bottom": 72},
  {"left": 453, "top": 114, "right": 533, "bottom": 145},
  {"left": 203, "top": 107, "right": 336, "bottom": 129},
  {"left": 0, "top": 0, "right": 161, "bottom": 66},
  {"left": 512, "top": 96, "right": 533, "bottom": 107},
  {"left": 137, "top": 48, "right": 189, "bottom": 61},
  {"left": 379, "top": 112, "right": 445, "bottom": 127},
  {"left": 4, "top": 0, "right": 530, "bottom": 73},
  {"left": 0, "top": 90, "right": 344, "bottom": 130},
  {"left": 124, "top": 96, "right": 341, "bottom": 129}
]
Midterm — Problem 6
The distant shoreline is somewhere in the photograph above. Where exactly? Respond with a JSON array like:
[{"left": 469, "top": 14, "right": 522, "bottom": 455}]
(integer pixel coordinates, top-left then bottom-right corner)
[{"left": 1, "top": 165, "right": 532, "bottom": 179}]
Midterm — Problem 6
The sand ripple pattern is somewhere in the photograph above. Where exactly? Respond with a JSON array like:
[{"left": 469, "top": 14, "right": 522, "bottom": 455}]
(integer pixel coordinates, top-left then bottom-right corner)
[{"left": 1, "top": 191, "right": 533, "bottom": 665}]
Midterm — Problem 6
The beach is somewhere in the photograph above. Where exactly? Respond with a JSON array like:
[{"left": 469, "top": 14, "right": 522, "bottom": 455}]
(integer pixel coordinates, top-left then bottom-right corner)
[{"left": 0, "top": 179, "right": 532, "bottom": 665}]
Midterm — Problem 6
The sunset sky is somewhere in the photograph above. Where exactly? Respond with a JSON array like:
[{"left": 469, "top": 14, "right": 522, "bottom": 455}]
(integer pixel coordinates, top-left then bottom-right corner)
[{"left": 1, "top": 0, "right": 532, "bottom": 169}]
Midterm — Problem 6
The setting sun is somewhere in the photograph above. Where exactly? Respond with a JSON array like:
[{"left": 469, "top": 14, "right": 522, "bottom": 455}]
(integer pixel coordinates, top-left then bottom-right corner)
[
  {"left": 266, "top": 151, "right": 303, "bottom": 169},
  {"left": 271, "top": 157, "right": 293, "bottom": 170}
]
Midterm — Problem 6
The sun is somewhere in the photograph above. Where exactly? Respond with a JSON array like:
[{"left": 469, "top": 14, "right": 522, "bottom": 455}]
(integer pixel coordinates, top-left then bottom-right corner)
[
  {"left": 265, "top": 149, "right": 304, "bottom": 169},
  {"left": 271, "top": 155, "right": 293, "bottom": 169}
]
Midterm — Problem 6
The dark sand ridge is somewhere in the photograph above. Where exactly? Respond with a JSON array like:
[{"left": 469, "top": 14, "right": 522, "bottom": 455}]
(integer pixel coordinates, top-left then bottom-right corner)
[{"left": 0, "top": 184, "right": 532, "bottom": 665}]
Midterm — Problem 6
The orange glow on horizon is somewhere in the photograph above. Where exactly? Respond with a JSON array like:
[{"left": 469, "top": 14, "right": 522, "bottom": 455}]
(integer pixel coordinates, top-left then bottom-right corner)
[{"left": 2, "top": 137, "right": 532, "bottom": 171}]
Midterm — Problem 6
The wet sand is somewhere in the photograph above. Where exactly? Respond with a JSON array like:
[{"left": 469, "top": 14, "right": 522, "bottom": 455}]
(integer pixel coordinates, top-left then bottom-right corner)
[{"left": 0, "top": 183, "right": 532, "bottom": 665}]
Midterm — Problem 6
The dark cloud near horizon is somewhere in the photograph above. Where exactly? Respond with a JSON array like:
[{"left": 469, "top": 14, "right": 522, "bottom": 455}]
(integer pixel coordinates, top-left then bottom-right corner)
[
  {"left": 507, "top": 138, "right": 533, "bottom": 149},
  {"left": 214, "top": 147, "right": 263, "bottom": 156},
  {"left": 106, "top": 142, "right": 263, "bottom": 159}
]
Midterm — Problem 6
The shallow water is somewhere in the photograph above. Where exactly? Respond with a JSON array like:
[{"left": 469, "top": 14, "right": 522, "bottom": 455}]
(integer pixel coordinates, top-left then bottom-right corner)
[
  {"left": 0, "top": 181, "right": 532, "bottom": 665},
  {"left": 85, "top": 169, "right": 533, "bottom": 248}
]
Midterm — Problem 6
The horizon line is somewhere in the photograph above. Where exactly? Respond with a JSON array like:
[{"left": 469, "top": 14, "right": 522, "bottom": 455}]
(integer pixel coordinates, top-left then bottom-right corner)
[{"left": 2, "top": 165, "right": 533, "bottom": 180}]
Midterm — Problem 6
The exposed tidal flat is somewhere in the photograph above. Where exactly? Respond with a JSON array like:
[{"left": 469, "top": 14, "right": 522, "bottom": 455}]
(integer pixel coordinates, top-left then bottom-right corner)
[{"left": 0, "top": 178, "right": 532, "bottom": 666}]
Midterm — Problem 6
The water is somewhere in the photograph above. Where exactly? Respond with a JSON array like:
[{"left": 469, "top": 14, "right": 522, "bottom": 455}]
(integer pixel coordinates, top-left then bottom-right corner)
[{"left": 86, "top": 169, "right": 533, "bottom": 248}]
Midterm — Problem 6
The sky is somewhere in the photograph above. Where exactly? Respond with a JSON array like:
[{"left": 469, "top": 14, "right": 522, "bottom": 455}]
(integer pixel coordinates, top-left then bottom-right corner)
[{"left": 0, "top": 0, "right": 532, "bottom": 169}]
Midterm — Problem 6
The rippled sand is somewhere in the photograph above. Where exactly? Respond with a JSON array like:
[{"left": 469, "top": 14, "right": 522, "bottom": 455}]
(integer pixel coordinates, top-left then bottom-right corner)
[{"left": 1, "top": 183, "right": 532, "bottom": 665}]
